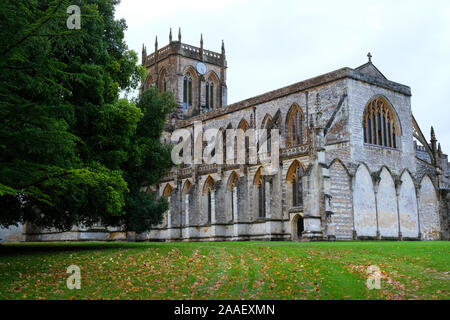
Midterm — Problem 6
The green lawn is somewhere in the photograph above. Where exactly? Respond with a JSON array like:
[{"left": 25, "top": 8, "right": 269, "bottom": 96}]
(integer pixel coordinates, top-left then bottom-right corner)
[{"left": 0, "top": 241, "right": 448, "bottom": 300}]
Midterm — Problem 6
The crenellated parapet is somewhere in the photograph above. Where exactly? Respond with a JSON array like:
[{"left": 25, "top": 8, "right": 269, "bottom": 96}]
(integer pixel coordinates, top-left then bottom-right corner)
[{"left": 143, "top": 41, "right": 226, "bottom": 68}]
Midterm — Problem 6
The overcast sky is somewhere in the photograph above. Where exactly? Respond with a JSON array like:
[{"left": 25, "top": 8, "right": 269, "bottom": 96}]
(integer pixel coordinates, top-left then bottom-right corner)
[{"left": 116, "top": 0, "right": 450, "bottom": 154}]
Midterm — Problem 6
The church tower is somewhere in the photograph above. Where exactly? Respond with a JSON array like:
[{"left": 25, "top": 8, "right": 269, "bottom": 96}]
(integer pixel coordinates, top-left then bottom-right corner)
[{"left": 141, "top": 29, "right": 227, "bottom": 122}]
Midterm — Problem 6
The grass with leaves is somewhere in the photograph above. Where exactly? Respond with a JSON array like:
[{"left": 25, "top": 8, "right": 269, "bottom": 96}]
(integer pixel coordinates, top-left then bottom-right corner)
[{"left": 0, "top": 241, "right": 448, "bottom": 300}]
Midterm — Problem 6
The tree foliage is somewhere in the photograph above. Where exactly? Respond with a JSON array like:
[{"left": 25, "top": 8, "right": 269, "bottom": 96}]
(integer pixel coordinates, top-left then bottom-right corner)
[
  {"left": 0, "top": 0, "right": 175, "bottom": 231},
  {"left": 120, "top": 89, "right": 176, "bottom": 232}
]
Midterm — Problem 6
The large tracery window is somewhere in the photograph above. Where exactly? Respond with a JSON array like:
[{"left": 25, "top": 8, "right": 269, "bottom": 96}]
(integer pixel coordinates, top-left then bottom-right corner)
[
  {"left": 183, "top": 73, "right": 193, "bottom": 110},
  {"left": 287, "top": 104, "right": 305, "bottom": 147},
  {"left": 363, "top": 97, "right": 399, "bottom": 148}
]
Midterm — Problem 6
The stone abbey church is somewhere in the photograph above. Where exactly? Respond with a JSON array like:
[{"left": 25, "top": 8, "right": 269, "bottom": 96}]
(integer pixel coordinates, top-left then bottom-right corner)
[
  {"left": 138, "top": 31, "right": 449, "bottom": 242},
  {"left": 1, "top": 31, "right": 449, "bottom": 242}
]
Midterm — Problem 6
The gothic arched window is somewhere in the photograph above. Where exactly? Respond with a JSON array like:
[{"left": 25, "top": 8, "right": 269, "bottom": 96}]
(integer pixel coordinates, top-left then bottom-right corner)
[
  {"left": 292, "top": 166, "right": 303, "bottom": 207},
  {"left": 287, "top": 161, "right": 303, "bottom": 208},
  {"left": 207, "top": 189, "right": 212, "bottom": 223},
  {"left": 183, "top": 73, "right": 193, "bottom": 110},
  {"left": 210, "top": 83, "right": 214, "bottom": 111},
  {"left": 259, "top": 114, "right": 273, "bottom": 154},
  {"left": 258, "top": 182, "right": 264, "bottom": 217},
  {"left": 225, "top": 123, "right": 232, "bottom": 163},
  {"left": 254, "top": 168, "right": 266, "bottom": 218},
  {"left": 203, "top": 177, "right": 215, "bottom": 224},
  {"left": 287, "top": 104, "right": 305, "bottom": 147},
  {"left": 236, "top": 119, "right": 249, "bottom": 163},
  {"left": 206, "top": 82, "right": 209, "bottom": 110},
  {"left": 205, "top": 81, "right": 214, "bottom": 111},
  {"left": 181, "top": 180, "right": 192, "bottom": 226},
  {"left": 162, "top": 184, "right": 173, "bottom": 226},
  {"left": 162, "top": 183, "right": 173, "bottom": 198},
  {"left": 158, "top": 68, "right": 168, "bottom": 93},
  {"left": 363, "top": 97, "right": 399, "bottom": 148},
  {"left": 144, "top": 76, "right": 154, "bottom": 90},
  {"left": 227, "top": 172, "right": 238, "bottom": 222}
]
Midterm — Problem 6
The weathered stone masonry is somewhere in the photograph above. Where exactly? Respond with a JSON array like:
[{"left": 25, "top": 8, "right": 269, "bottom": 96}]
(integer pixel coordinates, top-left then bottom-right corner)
[
  {"left": 135, "top": 36, "right": 449, "bottom": 242},
  {"left": 2, "top": 34, "right": 448, "bottom": 242}
]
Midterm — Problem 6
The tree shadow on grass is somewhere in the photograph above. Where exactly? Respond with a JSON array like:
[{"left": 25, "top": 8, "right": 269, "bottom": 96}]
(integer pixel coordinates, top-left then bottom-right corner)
[{"left": 0, "top": 242, "right": 150, "bottom": 257}]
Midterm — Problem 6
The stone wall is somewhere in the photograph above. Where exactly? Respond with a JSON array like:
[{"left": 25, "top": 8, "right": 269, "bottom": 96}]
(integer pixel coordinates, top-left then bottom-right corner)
[
  {"left": 418, "top": 176, "right": 441, "bottom": 240},
  {"left": 0, "top": 224, "right": 24, "bottom": 243},
  {"left": 398, "top": 171, "right": 420, "bottom": 238},
  {"left": 377, "top": 168, "right": 399, "bottom": 238},
  {"left": 353, "top": 165, "right": 377, "bottom": 238},
  {"left": 328, "top": 160, "right": 353, "bottom": 239}
]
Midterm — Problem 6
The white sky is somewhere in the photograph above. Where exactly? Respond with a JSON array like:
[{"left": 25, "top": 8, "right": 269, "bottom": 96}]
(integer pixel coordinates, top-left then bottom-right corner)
[{"left": 116, "top": 0, "right": 450, "bottom": 154}]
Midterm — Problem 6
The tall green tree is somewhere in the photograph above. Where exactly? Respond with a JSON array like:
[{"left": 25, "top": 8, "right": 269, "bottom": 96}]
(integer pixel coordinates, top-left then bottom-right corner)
[
  {"left": 0, "top": 0, "right": 174, "bottom": 231},
  {"left": 119, "top": 88, "right": 176, "bottom": 233}
]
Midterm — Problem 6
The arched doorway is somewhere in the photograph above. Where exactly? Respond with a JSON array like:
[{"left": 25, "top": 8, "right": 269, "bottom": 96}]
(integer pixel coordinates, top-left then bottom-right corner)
[
  {"left": 291, "top": 214, "right": 304, "bottom": 241},
  {"left": 297, "top": 216, "right": 304, "bottom": 237}
]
